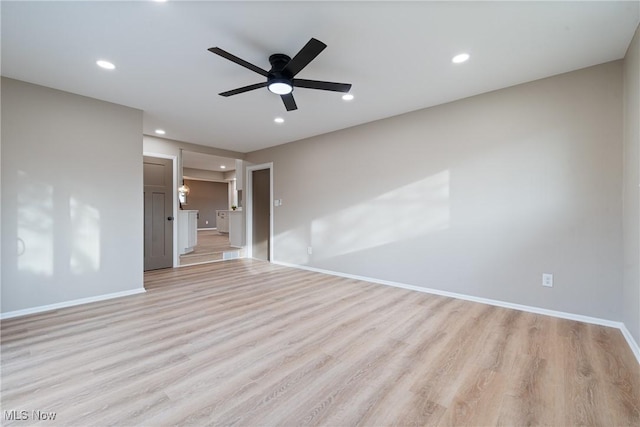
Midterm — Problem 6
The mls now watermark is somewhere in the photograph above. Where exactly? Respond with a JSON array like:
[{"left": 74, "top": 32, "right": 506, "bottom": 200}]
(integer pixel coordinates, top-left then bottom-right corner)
[{"left": 4, "top": 410, "right": 57, "bottom": 421}]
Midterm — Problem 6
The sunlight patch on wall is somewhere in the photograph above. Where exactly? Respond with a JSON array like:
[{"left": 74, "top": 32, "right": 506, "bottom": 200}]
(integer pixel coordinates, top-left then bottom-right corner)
[
  {"left": 70, "top": 196, "right": 101, "bottom": 274},
  {"left": 311, "top": 170, "right": 450, "bottom": 260},
  {"left": 17, "top": 170, "right": 54, "bottom": 276}
]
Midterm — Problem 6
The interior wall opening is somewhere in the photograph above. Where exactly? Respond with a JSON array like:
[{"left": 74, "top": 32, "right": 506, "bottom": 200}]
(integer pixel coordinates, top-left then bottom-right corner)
[{"left": 178, "top": 150, "right": 246, "bottom": 266}]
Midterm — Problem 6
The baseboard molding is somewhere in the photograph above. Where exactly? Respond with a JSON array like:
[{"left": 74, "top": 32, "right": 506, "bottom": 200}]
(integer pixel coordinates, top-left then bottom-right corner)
[
  {"left": 177, "top": 259, "right": 225, "bottom": 268},
  {"left": 273, "top": 260, "right": 640, "bottom": 364},
  {"left": 0, "top": 288, "right": 147, "bottom": 320},
  {"left": 619, "top": 323, "right": 640, "bottom": 363}
]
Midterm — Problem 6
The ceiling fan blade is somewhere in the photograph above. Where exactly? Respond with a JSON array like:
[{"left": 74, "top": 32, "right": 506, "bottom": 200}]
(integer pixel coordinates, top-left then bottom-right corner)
[
  {"left": 219, "top": 82, "right": 268, "bottom": 97},
  {"left": 293, "top": 79, "right": 352, "bottom": 93},
  {"left": 208, "top": 47, "right": 269, "bottom": 77},
  {"left": 283, "top": 38, "right": 327, "bottom": 77},
  {"left": 281, "top": 93, "right": 297, "bottom": 111}
]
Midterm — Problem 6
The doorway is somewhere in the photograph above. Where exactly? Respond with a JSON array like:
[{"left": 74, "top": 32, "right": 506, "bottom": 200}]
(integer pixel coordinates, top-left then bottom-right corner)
[
  {"left": 143, "top": 156, "right": 174, "bottom": 270},
  {"left": 179, "top": 151, "right": 245, "bottom": 266},
  {"left": 247, "top": 164, "right": 273, "bottom": 261}
]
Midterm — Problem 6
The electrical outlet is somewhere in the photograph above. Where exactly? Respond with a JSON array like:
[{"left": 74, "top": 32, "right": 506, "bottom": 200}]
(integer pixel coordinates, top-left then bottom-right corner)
[
  {"left": 307, "top": 246, "right": 313, "bottom": 255},
  {"left": 542, "top": 273, "right": 553, "bottom": 287},
  {"left": 205, "top": 220, "right": 208, "bottom": 225}
]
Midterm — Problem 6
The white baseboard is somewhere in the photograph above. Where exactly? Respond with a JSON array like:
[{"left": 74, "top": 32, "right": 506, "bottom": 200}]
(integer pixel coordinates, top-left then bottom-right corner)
[
  {"left": 0, "top": 288, "right": 146, "bottom": 320},
  {"left": 619, "top": 323, "right": 640, "bottom": 363},
  {"left": 272, "top": 260, "right": 640, "bottom": 364},
  {"left": 177, "top": 258, "right": 230, "bottom": 268}
]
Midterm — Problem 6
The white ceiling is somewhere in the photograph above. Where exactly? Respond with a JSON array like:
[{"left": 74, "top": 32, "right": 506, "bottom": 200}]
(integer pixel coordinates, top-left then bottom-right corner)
[{"left": 2, "top": 1, "right": 638, "bottom": 153}]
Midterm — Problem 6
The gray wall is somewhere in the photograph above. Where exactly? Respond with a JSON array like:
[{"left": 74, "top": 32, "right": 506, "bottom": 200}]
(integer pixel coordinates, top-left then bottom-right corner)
[
  {"left": 623, "top": 25, "right": 640, "bottom": 343},
  {"left": 1, "top": 78, "right": 144, "bottom": 313},
  {"left": 183, "top": 179, "right": 229, "bottom": 228},
  {"left": 247, "top": 61, "right": 624, "bottom": 321}
]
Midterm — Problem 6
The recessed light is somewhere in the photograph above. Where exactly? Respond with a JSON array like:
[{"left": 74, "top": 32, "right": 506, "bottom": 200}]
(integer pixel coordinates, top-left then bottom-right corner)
[
  {"left": 274, "top": 117, "right": 284, "bottom": 124},
  {"left": 342, "top": 93, "right": 354, "bottom": 101},
  {"left": 220, "top": 165, "right": 226, "bottom": 169},
  {"left": 155, "top": 129, "right": 166, "bottom": 135},
  {"left": 452, "top": 53, "right": 470, "bottom": 64},
  {"left": 96, "top": 60, "right": 115, "bottom": 70}
]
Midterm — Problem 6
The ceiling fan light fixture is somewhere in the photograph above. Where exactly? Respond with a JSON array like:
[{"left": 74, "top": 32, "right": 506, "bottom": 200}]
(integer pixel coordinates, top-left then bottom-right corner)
[
  {"left": 342, "top": 93, "right": 354, "bottom": 101},
  {"left": 268, "top": 81, "right": 293, "bottom": 95}
]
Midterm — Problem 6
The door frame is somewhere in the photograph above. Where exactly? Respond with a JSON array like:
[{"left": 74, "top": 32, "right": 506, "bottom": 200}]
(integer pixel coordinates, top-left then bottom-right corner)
[
  {"left": 246, "top": 162, "right": 274, "bottom": 261},
  {"left": 143, "top": 151, "right": 178, "bottom": 267}
]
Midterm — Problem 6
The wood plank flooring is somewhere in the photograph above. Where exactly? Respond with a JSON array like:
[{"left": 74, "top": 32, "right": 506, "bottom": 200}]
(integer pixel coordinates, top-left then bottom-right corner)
[
  {"left": 179, "top": 230, "right": 245, "bottom": 266},
  {"left": 1, "top": 259, "right": 639, "bottom": 426}
]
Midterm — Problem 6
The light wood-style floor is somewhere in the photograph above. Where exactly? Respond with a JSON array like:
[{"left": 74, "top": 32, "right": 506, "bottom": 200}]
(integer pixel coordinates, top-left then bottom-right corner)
[
  {"left": 179, "top": 229, "right": 244, "bottom": 266},
  {"left": 2, "top": 259, "right": 639, "bottom": 426}
]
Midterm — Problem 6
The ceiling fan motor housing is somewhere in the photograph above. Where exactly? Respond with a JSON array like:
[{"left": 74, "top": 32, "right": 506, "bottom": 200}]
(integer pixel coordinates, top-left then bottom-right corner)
[{"left": 268, "top": 54, "right": 294, "bottom": 89}]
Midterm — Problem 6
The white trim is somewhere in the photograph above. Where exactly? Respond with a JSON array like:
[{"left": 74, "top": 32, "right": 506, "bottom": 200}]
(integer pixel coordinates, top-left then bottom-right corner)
[
  {"left": 182, "top": 175, "right": 229, "bottom": 184},
  {"left": 176, "top": 259, "right": 225, "bottom": 268},
  {"left": 143, "top": 151, "right": 179, "bottom": 267},
  {"left": 245, "top": 168, "right": 253, "bottom": 258},
  {"left": 272, "top": 260, "right": 640, "bottom": 364},
  {"left": 619, "top": 323, "right": 640, "bottom": 363},
  {"left": 0, "top": 288, "right": 146, "bottom": 320},
  {"left": 245, "top": 163, "right": 274, "bottom": 261}
]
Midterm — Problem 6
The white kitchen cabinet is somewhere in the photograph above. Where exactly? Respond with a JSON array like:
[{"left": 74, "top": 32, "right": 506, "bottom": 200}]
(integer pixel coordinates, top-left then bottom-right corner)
[
  {"left": 178, "top": 210, "right": 198, "bottom": 254},
  {"left": 216, "top": 210, "right": 229, "bottom": 233},
  {"left": 229, "top": 210, "right": 244, "bottom": 248}
]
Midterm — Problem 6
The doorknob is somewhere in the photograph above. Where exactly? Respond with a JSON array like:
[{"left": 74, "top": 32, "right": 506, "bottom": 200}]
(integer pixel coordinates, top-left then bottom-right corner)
[{"left": 167, "top": 216, "right": 174, "bottom": 221}]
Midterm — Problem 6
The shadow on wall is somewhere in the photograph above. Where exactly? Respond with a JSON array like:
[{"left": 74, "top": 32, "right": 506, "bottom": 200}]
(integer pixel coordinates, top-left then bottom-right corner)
[
  {"left": 312, "top": 170, "right": 450, "bottom": 259},
  {"left": 274, "top": 170, "right": 451, "bottom": 266},
  {"left": 269, "top": 125, "right": 594, "bottom": 286},
  {"left": 16, "top": 170, "right": 101, "bottom": 277}
]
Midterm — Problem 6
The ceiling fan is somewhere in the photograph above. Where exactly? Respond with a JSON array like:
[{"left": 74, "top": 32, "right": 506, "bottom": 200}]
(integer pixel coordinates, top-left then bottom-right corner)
[{"left": 208, "top": 38, "right": 352, "bottom": 112}]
